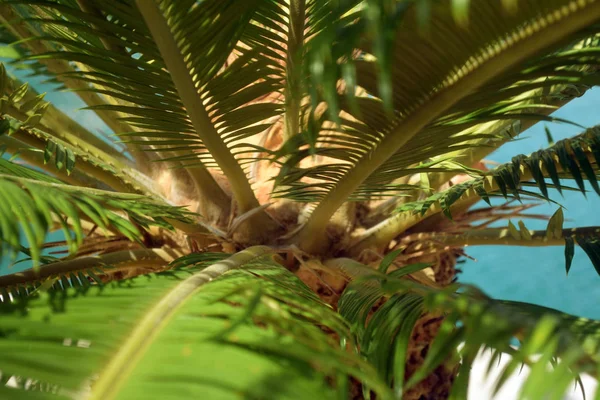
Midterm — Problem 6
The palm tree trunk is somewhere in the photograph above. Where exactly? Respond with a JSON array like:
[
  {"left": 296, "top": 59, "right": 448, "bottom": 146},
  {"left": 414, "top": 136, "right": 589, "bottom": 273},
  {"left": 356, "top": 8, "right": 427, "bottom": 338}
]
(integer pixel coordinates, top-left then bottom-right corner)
[{"left": 403, "top": 251, "right": 461, "bottom": 400}]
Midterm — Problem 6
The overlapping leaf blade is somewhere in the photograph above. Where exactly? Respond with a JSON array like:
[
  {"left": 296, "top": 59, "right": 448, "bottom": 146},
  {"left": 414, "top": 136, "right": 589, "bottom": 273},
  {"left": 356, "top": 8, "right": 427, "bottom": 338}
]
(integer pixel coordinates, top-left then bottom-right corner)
[
  {"left": 0, "top": 248, "right": 390, "bottom": 399},
  {"left": 273, "top": 1, "right": 600, "bottom": 207},
  {"left": 397, "top": 124, "right": 600, "bottom": 222},
  {"left": 0, "top": 170, "right": 194, "bottom": 265},
  {"left": 338, "top": 262, "right": 600, "bottom": 399}
]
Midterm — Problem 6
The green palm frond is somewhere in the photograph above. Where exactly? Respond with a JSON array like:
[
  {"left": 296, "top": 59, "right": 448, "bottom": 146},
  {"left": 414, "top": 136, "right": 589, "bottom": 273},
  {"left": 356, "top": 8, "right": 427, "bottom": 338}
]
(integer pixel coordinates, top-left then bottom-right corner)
[
  {"left": 133, "top": 0, "right": 282, "bottom": 215},
  {"left": 0, "top": 67, "right": 128, "bottom": 162},
  {"left": 2, "top": 1, "right": 231, "bottom": 207},
  {"left": 375, "top": 222, "right": 600, "bottom": 276},
  {"left": 0, "top": 2, "right": 153, "bottom": 168},
  {"left": 400, "top": 65, "right": 600, "bottom": 204},
  {"left": 0, "top": 170, "right": 194, "bottom": 265},
  {"left": 286, "top": 0, "right": 600, "bottom": 251},
  {"left": 336, "top": 261, "right": 600, "bottom": 399},
  {"left": 1, "top": 113, "right": 155, "bottom": 194},
  {"left": 3, "top": 0, "right": 287, "bottom": 212},
  {"left": 354, "top": 124, "right": 600, "bottom": 253},
  {"left": 0, "top": 74, "right": 159, "bottom": 195},
  {"left": 2, "top": 1, "right": 600, "bottom": 398},
  {"left": 0, "top": 247, "right": 390, "bottom": 400},
  {"left": 406, "top": 125, "right": 600, "bottom": 210}
]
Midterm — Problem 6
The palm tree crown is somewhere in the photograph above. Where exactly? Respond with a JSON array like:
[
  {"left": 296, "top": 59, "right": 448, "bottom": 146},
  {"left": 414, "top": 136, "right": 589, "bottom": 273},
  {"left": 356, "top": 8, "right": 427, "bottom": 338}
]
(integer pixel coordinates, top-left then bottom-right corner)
[{"left": 2, "top": 0, "right": 600, "bottom": 399}]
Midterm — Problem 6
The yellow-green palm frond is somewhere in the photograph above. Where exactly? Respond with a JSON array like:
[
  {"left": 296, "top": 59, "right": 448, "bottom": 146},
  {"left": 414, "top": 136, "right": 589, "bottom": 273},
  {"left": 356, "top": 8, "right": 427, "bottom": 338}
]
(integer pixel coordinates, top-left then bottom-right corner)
[
  {"left": 277, "top": 0, "right": 600, "bottom": 250},
  {"left": 0, "top": 153, "right": 194, "bottom": 266},
  {"left": 0, "top": 247, "right": 391, "bottom": 400}
]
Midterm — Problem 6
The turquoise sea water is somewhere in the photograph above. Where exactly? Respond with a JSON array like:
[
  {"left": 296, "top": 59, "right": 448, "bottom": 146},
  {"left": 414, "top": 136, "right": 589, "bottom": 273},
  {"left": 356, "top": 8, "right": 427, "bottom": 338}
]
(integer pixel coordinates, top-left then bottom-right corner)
[{"left": 2, "top": 73, "right": 600, "bottom": 320}]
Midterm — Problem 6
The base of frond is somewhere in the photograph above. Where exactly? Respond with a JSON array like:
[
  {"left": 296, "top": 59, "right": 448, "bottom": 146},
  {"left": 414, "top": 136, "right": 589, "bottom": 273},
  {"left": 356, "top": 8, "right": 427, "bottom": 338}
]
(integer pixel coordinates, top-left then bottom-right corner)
[{"left": 294, "top": 242, "right": 463, "bottom": 399}]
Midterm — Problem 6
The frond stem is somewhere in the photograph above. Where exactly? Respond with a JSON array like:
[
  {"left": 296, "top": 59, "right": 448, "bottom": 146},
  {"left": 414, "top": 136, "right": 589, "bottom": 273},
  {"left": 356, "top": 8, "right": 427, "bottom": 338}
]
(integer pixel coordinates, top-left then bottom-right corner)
[
  {"left": 283, "top": 0, "right": 306, "bottom": 141},
  {"left": 394, "top": 226, "right": 600, "bottom": 248},
  {"left": 0, "top": 134, "right": 103, "bottom": 188},
  {"left": 0, "top": 247, "right": 180, "bottom": 288},
  {"left": 136, "top": 0, "right": 261, "bottom": 214}
]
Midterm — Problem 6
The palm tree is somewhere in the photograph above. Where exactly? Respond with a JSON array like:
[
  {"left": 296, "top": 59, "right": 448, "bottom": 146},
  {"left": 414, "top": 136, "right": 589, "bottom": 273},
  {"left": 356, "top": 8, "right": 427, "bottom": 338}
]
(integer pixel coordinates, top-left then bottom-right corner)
[{"left": 2, "top": 0, "right": 600, "bottom": 398}]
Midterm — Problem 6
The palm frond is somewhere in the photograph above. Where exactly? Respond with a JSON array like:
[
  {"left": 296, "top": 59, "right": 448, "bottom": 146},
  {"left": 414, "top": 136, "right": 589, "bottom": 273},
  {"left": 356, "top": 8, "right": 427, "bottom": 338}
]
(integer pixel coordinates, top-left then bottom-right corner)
[
  {"left": 336, "top": 261, "right": 600, "bottom": 399},
  {"left": 354, "top": 124, "right": 600, "bottom": 253},
  {"left": 283, "top": 0, "right": 600, "bottom": 251},
  {"left": 0, "top": 63, "right": 126, "bottom": 159},
  {"left": 0, "top": 247, "right": 181, "bottom": 300},
  {"left": 0, "top": 2, "right": 152, "bottom": 168},
  {"left": 135, "top": 0, "right": 270, "bottom": 214},
  {"left": 405, "top": 65, "right": 600, "bottom": 206},
  {"left": 2, "top": 0, "right": 237, "bottom": 209},
  {"left": 0, "top": 77, "right": 159, "bottom": 195},
  {"left": 0, "top": 247, "right": 391, "bottom": 400},
  {"left": 0, "top": 171, "right": 194, "bottom": 266},
  {"left": 380, "top": 223, "right": 600, "bottom": 276}
]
